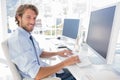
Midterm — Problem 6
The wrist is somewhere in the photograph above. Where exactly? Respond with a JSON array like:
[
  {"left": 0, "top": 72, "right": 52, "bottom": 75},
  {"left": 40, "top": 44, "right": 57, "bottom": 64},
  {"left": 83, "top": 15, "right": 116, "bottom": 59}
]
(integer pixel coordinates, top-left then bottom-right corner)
[
  {"left": 61, "top": 61, "right": 66, "bottom": 67},
  {"left": 54, "top": 51, "right": 59, "bottom": 56},
  {"left": 56, "top": 51, "right": 60, "bottom": 56}
]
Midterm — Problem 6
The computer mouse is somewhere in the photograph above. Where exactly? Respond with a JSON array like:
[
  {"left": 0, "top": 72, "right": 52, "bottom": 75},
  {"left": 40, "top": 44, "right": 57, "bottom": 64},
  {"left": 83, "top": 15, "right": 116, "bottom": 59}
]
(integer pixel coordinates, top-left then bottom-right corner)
[{"left": 57, "top": 37, "right": 61, "bottom": 40}]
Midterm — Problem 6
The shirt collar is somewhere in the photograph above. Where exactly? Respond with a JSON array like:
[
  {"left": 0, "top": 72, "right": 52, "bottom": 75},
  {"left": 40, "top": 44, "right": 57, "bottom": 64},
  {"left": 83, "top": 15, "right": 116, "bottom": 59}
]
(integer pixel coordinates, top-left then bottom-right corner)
[{"left": 17, "top": 27, "right": 31, "bottom": 38}]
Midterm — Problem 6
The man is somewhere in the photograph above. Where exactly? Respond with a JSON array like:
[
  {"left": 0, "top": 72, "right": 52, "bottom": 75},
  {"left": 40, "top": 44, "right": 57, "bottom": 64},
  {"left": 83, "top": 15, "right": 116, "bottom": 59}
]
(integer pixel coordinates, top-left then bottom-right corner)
[{"left": 8, "top": 4, "right": 80, "bottom": 80}]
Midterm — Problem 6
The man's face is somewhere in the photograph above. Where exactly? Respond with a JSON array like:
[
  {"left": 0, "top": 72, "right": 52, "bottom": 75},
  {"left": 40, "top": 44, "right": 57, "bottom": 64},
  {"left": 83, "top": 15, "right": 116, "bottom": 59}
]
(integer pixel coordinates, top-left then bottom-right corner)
[{"left": 18, "top": 9, "right": 37, "bottom": 32}]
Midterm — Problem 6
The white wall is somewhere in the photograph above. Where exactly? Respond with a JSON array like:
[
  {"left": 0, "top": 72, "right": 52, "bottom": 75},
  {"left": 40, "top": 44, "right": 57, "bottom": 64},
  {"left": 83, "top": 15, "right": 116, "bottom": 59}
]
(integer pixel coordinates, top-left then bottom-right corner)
[
  {"left": 0, "top": 0, "right": 8, "bottom": 42},
  {"left": 0, "top": 0, "right": 2, "bottom": 42},
  {"left": 0, "top": 0, "right": 8, "bottom": 60}
]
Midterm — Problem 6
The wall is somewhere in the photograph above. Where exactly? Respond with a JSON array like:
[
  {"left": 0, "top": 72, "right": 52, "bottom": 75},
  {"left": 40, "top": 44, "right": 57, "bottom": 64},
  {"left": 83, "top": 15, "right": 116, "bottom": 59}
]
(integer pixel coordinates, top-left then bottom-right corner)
[{"left": 0, "top": 0, "right": 8, "bottom": 42}]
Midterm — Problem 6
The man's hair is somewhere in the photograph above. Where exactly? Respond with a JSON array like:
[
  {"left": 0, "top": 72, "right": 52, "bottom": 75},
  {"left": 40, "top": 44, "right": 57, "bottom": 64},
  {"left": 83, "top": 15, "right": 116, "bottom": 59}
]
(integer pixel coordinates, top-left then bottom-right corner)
[{"left": 15, "top": 4, "right": 38, "bottom": 26}]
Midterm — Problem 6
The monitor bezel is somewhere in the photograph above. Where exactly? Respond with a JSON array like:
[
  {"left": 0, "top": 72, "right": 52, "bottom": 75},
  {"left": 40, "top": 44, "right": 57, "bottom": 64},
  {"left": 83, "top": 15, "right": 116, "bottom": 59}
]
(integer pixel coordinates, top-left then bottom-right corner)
[{"left": 86, "top": 2, "right": 120, "bottom": 64}]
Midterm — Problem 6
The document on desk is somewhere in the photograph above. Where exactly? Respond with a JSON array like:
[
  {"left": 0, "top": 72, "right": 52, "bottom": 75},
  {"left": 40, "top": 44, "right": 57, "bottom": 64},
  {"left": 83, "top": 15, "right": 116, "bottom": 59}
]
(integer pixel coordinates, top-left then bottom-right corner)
[{"left": 83, "top": 70, "right": 120, "bottom": 80}]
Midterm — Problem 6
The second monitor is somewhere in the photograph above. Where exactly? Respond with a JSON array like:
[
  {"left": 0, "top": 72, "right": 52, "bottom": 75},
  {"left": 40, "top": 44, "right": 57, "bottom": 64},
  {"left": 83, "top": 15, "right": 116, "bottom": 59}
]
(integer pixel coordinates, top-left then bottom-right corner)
[{"left": 62, "top": 19, "right": 80, "bottom": 39}]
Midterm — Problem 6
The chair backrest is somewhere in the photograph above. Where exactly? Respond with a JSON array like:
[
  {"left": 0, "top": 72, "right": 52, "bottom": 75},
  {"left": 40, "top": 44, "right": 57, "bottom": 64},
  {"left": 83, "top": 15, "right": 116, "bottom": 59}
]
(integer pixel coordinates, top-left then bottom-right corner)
[
  {"left": 1, "top": 39, "right": 61, "bottom": 80},
  {"left": 1, "top": 39, "right": 22, "bottom": 80}
]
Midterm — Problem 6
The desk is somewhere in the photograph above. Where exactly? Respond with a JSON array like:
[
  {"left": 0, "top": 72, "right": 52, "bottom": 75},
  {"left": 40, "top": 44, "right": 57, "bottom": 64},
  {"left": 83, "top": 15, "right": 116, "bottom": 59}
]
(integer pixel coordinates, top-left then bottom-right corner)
[
  {"left": 36, "top": 37, "right": 120, "bottom": 80},
  {"left": 63, "top": 49, "right": 120, "bottom": 79}
]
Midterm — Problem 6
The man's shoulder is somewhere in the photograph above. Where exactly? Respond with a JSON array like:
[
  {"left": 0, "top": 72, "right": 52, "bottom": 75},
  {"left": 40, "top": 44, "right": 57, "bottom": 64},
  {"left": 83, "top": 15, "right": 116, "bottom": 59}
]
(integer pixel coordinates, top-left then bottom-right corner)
[{"left": 8, "top": 29, "right": 23, "bottom": 43}]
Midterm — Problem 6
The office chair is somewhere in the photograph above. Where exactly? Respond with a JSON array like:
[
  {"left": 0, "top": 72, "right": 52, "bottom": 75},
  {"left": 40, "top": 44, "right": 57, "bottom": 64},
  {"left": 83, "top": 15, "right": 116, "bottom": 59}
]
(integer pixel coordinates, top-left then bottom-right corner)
[{"left": 1, "top": 39, "right": 61, "bottom": 80}]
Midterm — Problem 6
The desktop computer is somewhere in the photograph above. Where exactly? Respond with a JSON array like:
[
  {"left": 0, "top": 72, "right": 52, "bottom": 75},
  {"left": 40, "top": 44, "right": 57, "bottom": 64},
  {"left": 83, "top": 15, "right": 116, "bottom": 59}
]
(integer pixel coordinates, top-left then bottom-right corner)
[
  {"left": 85, "top": 2, "right": 120, "bottom": 65},
  {"left": 56, "top": 18, "right": 80, "bottom": 51},
  {"left": 57, "top": 3, "right": 120, "bottom": 80},
  {"left": 74, "top": 3, "right": 120, "bottom": 80},
  {"left": 62, "top": 19, "right": 80, "bottom": 40}
]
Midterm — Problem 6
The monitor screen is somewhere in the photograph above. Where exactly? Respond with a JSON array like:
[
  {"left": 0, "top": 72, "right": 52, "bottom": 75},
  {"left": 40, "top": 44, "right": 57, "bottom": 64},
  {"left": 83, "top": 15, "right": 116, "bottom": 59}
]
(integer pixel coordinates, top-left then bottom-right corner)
[
  {"left": 87, "top": 6, "right": 115, "bottom": 58},
  {"left": 62, "top": 19, "right": 80, "bottom": 39},
  {"left": 86, "top": 3, "right": 120, "bottom": 64}
]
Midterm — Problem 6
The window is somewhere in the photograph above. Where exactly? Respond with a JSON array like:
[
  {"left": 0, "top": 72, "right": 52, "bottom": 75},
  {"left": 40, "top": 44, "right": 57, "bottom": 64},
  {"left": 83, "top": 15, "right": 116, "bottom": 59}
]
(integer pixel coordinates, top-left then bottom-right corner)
[{"left": 6, "top": 0, "right": 87, "bottom": 37}]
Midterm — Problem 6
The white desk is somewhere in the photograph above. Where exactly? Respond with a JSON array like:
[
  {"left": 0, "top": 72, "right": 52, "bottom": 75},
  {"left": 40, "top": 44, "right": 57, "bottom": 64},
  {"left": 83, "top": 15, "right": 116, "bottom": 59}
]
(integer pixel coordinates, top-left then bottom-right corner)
[{"left": 36, "top": 37, "right": 120, "bottom": 80}]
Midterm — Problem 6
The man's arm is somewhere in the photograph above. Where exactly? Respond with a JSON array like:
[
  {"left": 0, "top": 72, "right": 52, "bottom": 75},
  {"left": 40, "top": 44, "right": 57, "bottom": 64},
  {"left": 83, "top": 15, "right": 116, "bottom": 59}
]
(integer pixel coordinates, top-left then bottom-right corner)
[
  {"left": 40, "top": 51, "right": 57, "bottom": 58},
  {"left": 40, "top": 50, "right": 73, "bottom": 58},
  {"left": 35, "top": 55, "right": 80, "bottom": 80}
]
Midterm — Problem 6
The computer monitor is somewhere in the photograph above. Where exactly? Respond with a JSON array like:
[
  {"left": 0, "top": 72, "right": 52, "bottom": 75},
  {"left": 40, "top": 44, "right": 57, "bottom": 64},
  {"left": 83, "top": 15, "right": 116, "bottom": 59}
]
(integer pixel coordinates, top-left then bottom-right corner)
[
  {"left": 62, "top": 19, "right": 80, "bottom": 39},
  {"left": 86, "top": 3, "right": 120, "bottom": 64}
]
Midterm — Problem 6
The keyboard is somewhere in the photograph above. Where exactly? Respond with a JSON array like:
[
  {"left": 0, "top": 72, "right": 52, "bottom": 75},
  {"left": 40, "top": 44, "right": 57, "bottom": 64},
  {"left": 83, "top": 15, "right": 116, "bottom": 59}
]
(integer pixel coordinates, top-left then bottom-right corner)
[
  {"left": 77, "top": 56, "right": 105, "bottom": 68},
  {"left": 57, "top": 45, "right": 73, "bottom": 51},
  {"left": 76, "top": 55, "right": 92, "bottom": 68}
]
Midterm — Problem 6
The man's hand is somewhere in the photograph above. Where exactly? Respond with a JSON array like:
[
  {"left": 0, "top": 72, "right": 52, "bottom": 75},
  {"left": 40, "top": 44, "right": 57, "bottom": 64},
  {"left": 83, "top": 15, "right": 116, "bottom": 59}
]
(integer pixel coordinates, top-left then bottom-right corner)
[
  {"left": 57, "top": 50, "right": 73, "bottom": 57},
  {"left": 63, "top": 55, "right": 80, "bottom": 66}
]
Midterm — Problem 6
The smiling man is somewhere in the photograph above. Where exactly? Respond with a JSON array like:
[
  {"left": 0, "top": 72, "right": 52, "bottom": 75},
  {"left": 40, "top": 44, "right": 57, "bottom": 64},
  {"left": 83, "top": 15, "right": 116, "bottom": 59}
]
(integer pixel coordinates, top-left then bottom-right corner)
[{"left": 8, "top": 4, "right": 80, "bottom": 80}]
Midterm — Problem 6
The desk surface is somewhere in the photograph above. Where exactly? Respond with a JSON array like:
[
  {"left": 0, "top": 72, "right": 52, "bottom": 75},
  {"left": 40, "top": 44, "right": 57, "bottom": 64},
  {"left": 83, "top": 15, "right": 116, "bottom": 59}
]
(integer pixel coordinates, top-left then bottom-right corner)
[
  {"left": 36, "top": 37, "right": 120, "bottom": 80},
  {"left": 60, "top": 49, "right": 120, "bottom": 80}
]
